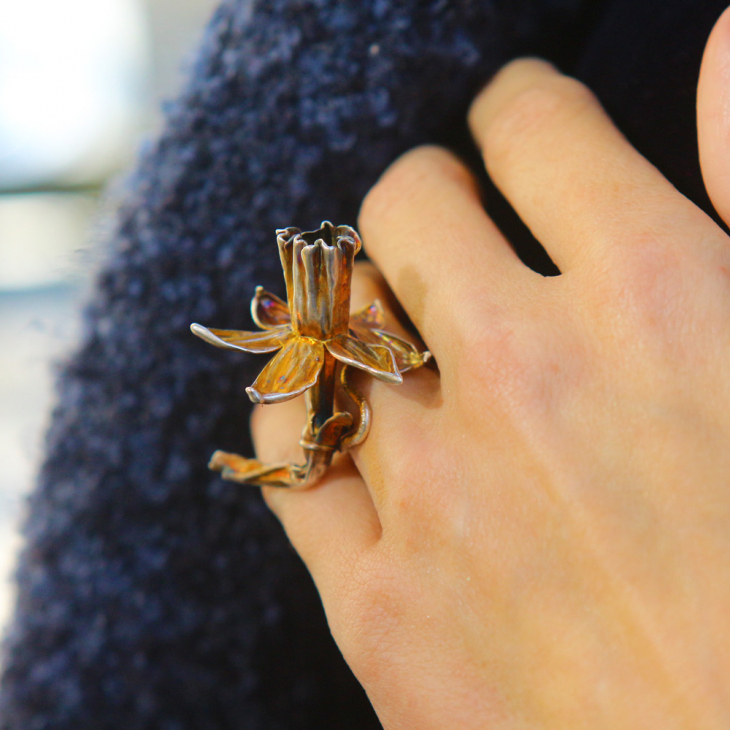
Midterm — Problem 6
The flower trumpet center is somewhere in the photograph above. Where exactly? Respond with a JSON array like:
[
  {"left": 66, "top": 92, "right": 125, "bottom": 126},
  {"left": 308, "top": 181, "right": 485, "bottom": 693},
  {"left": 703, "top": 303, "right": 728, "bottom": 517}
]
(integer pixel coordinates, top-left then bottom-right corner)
[{"left": 277, "top": 222, "right": 361, "bottom": 341}]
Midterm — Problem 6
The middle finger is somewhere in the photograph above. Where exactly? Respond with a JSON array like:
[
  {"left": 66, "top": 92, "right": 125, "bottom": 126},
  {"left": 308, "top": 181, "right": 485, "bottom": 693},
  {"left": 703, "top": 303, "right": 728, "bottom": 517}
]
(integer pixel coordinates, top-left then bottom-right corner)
[
  {"left": 468, "top": 59, "right": 720, "bottom": 272},
  {"left": 358, "top": 145, "right": 539, "bottom": 371}
]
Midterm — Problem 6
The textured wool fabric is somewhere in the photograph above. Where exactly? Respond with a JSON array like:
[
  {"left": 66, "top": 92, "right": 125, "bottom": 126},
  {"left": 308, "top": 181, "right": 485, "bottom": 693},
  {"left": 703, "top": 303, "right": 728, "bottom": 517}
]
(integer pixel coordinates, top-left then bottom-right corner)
[{"left": 1, "top": 0, "right": 727, "bottom": 728}]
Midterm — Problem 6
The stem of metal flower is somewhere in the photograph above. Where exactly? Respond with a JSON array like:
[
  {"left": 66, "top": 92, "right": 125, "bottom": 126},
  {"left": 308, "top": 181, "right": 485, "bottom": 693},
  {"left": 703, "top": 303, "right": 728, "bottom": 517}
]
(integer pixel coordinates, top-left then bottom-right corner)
[
  {"left": 208, "top": 350, "right": 355, "bottom": 489},
  {"left": 297, "top": 349, "right": 350, "bottom": 487},
  {"left": 307, "top": 349, "right": 337, "bottom": 435},
  {"left": 200, "top": 224, "right": 425, "bottom": 489}
]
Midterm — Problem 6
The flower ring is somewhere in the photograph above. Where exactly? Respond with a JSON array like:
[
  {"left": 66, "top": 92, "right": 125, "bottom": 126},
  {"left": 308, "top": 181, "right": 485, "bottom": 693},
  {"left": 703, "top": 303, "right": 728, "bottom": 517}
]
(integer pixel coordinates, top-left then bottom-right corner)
[{"left": 191, "top": 222, "right": 430, "bottom": 488}]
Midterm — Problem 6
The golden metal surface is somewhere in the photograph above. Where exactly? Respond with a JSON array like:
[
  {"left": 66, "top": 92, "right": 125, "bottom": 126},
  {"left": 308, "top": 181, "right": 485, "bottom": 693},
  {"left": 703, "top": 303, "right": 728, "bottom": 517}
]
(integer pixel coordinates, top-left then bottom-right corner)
[{"left": 191, "top": 222, "right": 430, "bottom": 489}]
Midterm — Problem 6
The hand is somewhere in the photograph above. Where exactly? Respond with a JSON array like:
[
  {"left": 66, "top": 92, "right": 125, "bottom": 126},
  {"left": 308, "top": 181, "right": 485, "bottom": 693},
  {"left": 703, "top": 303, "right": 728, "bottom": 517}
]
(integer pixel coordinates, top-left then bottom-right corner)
[{"left": 253, "top": 8, "right": 730, "bottom": 729}]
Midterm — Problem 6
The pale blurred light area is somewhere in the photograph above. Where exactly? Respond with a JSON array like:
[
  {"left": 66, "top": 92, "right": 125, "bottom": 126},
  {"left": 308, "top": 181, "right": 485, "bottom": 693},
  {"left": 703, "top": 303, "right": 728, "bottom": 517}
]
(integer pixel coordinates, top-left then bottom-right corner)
[
  {"left": 0, "top": 0, "right": 218, "bottom": 648},
  {"left": 0, "top": 194, "right": 97, "bottom": 289},
  {"left": 0, "top": 0, "right": 150, "bottom": 190}
]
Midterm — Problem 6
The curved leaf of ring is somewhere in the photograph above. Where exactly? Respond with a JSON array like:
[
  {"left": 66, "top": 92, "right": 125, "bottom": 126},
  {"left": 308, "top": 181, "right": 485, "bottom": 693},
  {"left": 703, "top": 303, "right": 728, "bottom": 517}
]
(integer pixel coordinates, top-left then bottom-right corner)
[{"left": 191, "top": 222, "right": 430, "bottom": 489}]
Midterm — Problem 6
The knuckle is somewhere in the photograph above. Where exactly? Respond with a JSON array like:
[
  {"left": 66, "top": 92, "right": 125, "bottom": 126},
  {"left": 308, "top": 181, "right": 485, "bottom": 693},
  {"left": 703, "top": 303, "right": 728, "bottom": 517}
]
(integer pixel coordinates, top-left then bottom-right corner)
[
  {"left": 484, "top": 75, "right": 595, "bottom": 169},
  {"left": 453, "top": 306, "right": 580, "bottom": 419},
  {"left": 359, "top": 145, "right": 475, "bottom": 233},
  {"left": 585, "top": 234, "right": 720, "bottom": 350},
  {"left": 593, "top": 235, "right": 683, "bottom": 321},
  {"left": 456, "top": 310, "right": 534, "bottom": 397}
]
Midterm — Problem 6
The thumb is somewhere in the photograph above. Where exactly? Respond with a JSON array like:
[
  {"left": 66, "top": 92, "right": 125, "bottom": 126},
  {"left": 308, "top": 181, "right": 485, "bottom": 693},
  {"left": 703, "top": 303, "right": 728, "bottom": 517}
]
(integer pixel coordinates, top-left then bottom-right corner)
[{"left": 698, "top": 5, "right": 730, "bottom": 227}]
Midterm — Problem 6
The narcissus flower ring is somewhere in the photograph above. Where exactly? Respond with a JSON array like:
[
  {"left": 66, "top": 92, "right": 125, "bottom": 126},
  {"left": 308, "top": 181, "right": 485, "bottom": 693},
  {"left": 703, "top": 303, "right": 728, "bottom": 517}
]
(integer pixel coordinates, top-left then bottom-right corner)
[{"left": 191, "top": 222, "right": 429, "bottom": 489}]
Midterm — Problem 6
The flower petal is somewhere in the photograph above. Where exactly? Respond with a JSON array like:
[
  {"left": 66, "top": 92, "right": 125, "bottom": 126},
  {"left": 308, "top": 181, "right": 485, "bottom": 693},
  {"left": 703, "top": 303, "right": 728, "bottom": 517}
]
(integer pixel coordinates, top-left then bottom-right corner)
[
  {"left": 350, "top": 299, "right": 385, "bottom": 330},
  {"left": 191, "top": 323, "right": 291, "bottom": 353},
  {"left": 351, "top": 323, "right": 430, "bottom": 372},
  {"left": 247, "top": 337, "right": 324, "bottom": 403},
  {"left": 276, "top": 227, "right": 298, "bottom": 304},
  {"left": 250, "top": 286, "right": 291, "bottom": 329},
  {"left": 326, "top": 335, "right": 402, "bottom": 384},
  {"left": 291, "top": 225, "right": 359, "bottom": 339}
]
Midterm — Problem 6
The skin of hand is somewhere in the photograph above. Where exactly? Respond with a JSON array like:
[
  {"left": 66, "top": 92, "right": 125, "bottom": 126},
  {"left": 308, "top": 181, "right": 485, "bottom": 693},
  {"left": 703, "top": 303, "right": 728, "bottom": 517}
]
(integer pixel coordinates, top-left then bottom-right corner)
[{"left": 252, "top": 7, "right": 730, "bottom": 729}]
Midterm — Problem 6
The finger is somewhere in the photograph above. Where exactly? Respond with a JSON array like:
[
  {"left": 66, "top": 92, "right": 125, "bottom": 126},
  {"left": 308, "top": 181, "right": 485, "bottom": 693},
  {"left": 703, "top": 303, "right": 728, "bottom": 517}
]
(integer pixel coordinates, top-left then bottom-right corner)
[
  {"left": 252, "top": 390, "right": 381, "bottom": 593},
  {"left": 347, "top": 262, "right": 441, "bottom": 513},
  {"left": 469, "top": 58, "right": 720, "bottom": 271},
  {"left": 349, "top": 260, "right": 427, "bottom": 349},
  {"left": 698, "top": 6, "right": 730, "bottom": 227},
  {"left": 358, "top": 145, "right": 537, "bottom": 370},
  {"left": 252, "top": 263, "right": 422, "bottom": 570}
]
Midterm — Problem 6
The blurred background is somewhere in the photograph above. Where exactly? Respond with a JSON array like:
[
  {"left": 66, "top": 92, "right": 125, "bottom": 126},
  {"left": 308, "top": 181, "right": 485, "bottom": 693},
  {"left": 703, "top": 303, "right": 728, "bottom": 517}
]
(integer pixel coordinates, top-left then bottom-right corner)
[{"left": 0, "top": 0, "right": 218, "bottom": 651}]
